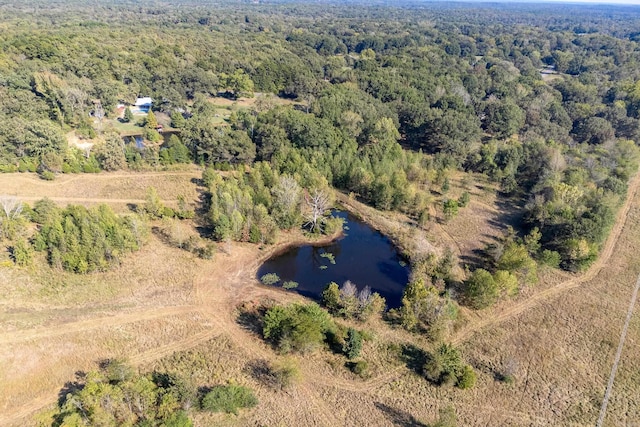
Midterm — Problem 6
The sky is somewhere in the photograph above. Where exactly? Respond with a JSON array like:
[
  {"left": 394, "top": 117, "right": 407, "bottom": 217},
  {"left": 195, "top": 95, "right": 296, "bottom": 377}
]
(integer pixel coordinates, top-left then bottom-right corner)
[
  {"left": 540, "top": 0, "right": 640, "bottom": 4},
  {"left": 442, "top": 0, "right": 640, "bottom": 5}
]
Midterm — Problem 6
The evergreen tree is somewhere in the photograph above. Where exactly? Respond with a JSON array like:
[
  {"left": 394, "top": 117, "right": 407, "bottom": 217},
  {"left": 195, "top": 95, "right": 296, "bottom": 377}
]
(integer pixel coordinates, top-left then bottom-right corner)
[
  {"left": 124, "top": 107, "right": 134, "bottom": 123},
  {"left": 146, "top": 110, "right": 158, "bottom": 129}
]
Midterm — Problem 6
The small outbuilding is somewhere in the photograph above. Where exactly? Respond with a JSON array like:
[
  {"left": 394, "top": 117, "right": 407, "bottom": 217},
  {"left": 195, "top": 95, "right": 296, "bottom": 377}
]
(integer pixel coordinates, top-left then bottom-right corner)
[{"left": 134, "top": 97, "right": 153, "bottom": 113}]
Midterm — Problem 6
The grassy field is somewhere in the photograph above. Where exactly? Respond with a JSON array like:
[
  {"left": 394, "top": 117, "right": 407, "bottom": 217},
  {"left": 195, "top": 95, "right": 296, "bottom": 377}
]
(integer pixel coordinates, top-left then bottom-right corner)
[{"left": 0, "top": 170, "right": 638, "bottom": 426}]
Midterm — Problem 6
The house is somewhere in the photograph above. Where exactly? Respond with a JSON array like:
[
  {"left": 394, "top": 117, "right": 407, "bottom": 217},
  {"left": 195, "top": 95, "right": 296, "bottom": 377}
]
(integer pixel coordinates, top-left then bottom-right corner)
[{"left": 134, "top": 97, "right": 153, "bottom": 113}]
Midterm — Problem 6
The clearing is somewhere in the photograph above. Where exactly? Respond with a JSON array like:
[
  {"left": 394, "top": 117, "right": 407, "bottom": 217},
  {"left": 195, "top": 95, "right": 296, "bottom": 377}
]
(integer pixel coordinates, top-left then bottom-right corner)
[{"left": 0, "top": 170, "right": 637, "bottom": 426}]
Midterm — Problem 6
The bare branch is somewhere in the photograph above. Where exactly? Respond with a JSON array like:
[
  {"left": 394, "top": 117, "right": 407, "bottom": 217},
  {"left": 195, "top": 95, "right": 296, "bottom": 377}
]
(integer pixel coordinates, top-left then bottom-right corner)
[
  {"left": 303, "top": 188, "right": 331, "bottom": 232},
  {"left": 0, "top": 196, "right": 23, "bottom": 219}
]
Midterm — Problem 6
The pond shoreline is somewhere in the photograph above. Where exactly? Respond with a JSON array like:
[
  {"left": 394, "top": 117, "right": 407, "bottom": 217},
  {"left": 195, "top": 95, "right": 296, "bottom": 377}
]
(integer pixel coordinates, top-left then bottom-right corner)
[{"left": 256, "top": 209, "right": 410, "bottom": 308}]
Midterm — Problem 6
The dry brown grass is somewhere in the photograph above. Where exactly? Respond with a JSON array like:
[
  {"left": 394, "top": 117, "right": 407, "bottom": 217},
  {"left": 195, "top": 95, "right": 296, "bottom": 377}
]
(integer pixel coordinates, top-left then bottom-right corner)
[
  {"left": 0, "top": 170, "right": 638, "bottom": 427},
  {"left": 0, "top": 170, "right": 202, "bottom": 212}
]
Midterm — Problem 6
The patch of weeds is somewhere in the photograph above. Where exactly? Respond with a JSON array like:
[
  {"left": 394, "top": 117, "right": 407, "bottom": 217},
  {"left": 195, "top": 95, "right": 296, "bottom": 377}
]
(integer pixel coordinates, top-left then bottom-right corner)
[
  {"left": 347, "top": 360, "right": 370, "bottom": 378},
  {"left": 282, "top": 281, "right": 299, "bottom": 289},
  {"left": 320, "top": 252, "right": 336, "bottom": 264},
  {"left": 260, "top": 273, "right": 280, "bottom": 285}
]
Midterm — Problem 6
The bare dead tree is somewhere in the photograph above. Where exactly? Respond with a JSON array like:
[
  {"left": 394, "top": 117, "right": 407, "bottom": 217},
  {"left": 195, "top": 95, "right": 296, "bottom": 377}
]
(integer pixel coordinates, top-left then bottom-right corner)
[
  {"left": 273, "top": 175, "right": 301, "bottom": 213},
  {"left": 357, "top": 285, "right": 372, "bottom": 306},
  {"left": 0, "top": 196, "right": 23, "bottom": 219},
  {"left": 340, "top": 280, "right": 358, "bottom": 300},
  {"left": 303, "top": 188, "right": 330, "bottom": 232},
  {"left": 64, "top": 87, "right": 89, "bottom": 117},
  {"left": 93, "top": 100, "right": 105, "bottom": 133}
]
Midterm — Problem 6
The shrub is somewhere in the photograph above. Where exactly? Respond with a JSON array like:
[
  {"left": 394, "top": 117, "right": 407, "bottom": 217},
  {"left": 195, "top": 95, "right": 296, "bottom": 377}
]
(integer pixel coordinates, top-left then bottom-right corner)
[
  {"left": 39, "top": 170, "right": 55, "bottom": 181},
  {"left": 423, "top": 343, "right": 475, "bottom": 389},
  {"left": 464, "top": 269, "right": 498, "bottom": 309},
  {"left": 539, "top": 249, "right": 561, "bottom": 268},
  {"left": 11, "top": 239, "right": 32, "bottom": 266},
  {"left": 349, "top": 360, "right": 369, "bottom": 377},
  {"left": 458, "top": 191, "right": 470, "bottom": 207},
  {"left": 200, "top": 384, "right": 258, "bottom": 414},
  {"left": 456, "top": 365, "right": 477, "bottom": 389},
  {"left": 272, "top": 359, "right": 301, "bottom": 390},
  {"left": 342, "top": 328, "right": 363, "bottom": 360},
  {"left": 197, "top": 243, "right": 215, "bottom": 260},
  {"left": 262, "top": 303, "right": 334, "bottom": 353}
]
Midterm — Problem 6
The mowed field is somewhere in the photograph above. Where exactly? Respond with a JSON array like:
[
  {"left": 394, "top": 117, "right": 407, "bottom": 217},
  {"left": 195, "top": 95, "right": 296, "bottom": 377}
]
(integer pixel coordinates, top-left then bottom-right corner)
[{"left": 0, "top": 170, "right": 638, "bottom": 426}]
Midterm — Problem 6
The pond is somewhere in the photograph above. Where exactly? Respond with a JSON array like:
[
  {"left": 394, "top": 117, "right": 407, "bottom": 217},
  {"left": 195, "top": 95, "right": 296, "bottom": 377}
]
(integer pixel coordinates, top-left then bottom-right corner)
[
  {"left": 123, "top": 130, "right": 181, "bottom": 148},
  {"left": 257, "top": 211, "right": 410, "bottom": 308}
]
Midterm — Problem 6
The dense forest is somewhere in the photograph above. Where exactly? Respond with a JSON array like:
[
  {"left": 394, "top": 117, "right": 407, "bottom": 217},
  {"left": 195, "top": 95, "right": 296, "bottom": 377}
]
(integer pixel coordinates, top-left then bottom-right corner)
[{"left": 2, "top": 0, "right": 640, "bottom": 306}]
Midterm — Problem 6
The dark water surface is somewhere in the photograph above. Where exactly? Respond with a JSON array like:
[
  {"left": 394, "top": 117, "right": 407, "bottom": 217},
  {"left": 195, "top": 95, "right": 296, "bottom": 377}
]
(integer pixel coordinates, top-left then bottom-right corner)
[{"left": 257, "top": 211, "right": 410, "bottom": 308}]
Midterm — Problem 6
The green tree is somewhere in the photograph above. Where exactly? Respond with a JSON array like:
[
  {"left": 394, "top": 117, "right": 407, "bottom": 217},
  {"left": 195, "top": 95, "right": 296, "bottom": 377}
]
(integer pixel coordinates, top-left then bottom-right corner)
[
  {"left": 12, "top": 238, "right": 32, "bottom": 266},
  {"left": 146, "top": 110, "right": 158, "bottom": 130},
  {"left": 170, "top": 111, "right": 186, "bottom": 129},
  {"left": 322, "top": 282, "right": 341, "bottom": 313},
  {"left": 464, "top": 269, "right": 498, "bottom": 309},
  {"left": 144, "top": 187, "right": 164, "bottom": 218},
  {"left": 342, "top": 328, "right": 363, "bottom": 360},
  {"left": 262, "top": 303, "right": 334, "bottom": 353},
  {"left": 443, "top": 199, "right": 459, "bottom": 222},
  {"left": 124, "top": 107, "right": 134, "bottom": 123},
  {"left": 96, "top": 133, "right": 126, "bottom": 171}
]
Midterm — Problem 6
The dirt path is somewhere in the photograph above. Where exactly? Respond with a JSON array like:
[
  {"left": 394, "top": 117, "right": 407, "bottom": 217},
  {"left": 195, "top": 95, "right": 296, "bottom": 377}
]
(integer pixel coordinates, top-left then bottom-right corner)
[
  {"left": 0, "top": 305, "right": 196, "bottom": 345},
  {"left": 452, "top": 170, "right": 640, "bottom": 345},
  {"left": 15, "top": 196, "right": 181, "bottom": 205},
  {"left": 2, "top": 167, "right": 640, "bottom": 425}
]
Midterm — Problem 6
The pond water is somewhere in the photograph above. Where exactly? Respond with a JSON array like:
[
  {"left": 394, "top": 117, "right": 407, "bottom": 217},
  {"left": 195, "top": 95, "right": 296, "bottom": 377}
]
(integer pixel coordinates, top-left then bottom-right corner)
[
  {"left": 257, "top": 211, "right": 410, "bottom": 308},
  {"left": 123, "top": 130, "right": 181, "bottom": 147}
]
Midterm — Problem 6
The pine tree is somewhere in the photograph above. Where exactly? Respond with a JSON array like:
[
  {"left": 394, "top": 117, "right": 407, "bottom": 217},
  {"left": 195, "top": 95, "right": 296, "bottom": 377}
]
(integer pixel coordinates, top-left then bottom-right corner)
[
  {"left": 146, "top": 110, "right": 158, "bottom": 129},
  {"left": 124, "top": 107, "right": 134, "bottom": 123}
]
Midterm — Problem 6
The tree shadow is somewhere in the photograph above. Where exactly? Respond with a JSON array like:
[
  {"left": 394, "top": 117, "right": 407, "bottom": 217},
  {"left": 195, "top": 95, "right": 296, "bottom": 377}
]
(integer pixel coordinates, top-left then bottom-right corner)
[
  {"left": 244, "top": 358, "right": 283, "bottom": 390},
  {"left": 374, "top": 402, "right": 429, "bottom": 427},
  {"left": 196, "top": 385, "right": 212, "bottom": 404},
  {"left": 57, "top": 371, "right": 86, "bottom": 406},
  {"left": 236, "top": 301, "right": 269, "bottom": 336},
  {"left": 126, "top": 202, "right": 139, "bottom": 213},
  {"left": 400, "top": 344, "right": 428, "bottom": 375}
]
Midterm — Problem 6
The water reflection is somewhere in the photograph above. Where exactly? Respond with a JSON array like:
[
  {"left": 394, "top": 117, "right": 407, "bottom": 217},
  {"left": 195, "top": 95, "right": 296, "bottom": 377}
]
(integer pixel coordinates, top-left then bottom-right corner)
[{"left": 257, "top": 211, "right": 410, "bottom": 308}]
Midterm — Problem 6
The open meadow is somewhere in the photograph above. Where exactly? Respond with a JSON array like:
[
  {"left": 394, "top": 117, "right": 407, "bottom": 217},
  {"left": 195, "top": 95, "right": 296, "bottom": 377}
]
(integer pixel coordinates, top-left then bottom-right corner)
[{"left": 0, "top": 170, "right": 637, "bottom": 426}]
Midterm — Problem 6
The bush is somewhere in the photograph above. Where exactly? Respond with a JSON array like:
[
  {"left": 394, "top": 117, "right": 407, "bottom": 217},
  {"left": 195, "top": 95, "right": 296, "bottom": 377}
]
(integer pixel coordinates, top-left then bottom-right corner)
[
  {"left": 272, "top": 359, "right": 301, "bottom": 390},
  {"left": 423, "top": 343, "right": 475, "bottom": 389},
  {"left": 464, "top": 269, "right": 498, "bottom": 309},
  {"left": 342, "top": 328, "right": 363, "bottom": 360},
  {"left": 539, "top": 249, "right": 561, "bottom": 268},
  {"left": 456, "top": 365, "right": 477, "bottom": 389},
  {"left": 458, "top": 191, "right": 470, "bottom": 207},
  {"left": 262, "top": 303, "right": 334, "bottom": 353},
  {"left": 349, "top": 360, "right": 369, "bottom": 377},
  {"left": 39, "top": 170, "right": 55, "bottom": 181},
  {"left": 162, "top": 206, "right": 176, "bottom": 218},
  {"left": 200, "top": 384, "right": 258, "bottom": 414},
  {"left": 11, "top": 239, "right": 32, "bottom": 266}
]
